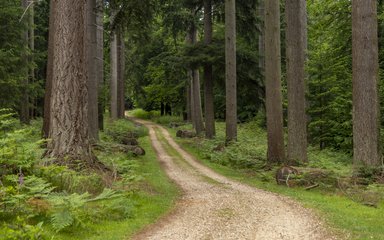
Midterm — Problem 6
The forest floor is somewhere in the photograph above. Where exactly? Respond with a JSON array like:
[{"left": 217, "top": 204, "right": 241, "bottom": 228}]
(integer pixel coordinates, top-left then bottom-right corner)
[{"left": 132, "top": 119, "right": 337, "bottom": 240}]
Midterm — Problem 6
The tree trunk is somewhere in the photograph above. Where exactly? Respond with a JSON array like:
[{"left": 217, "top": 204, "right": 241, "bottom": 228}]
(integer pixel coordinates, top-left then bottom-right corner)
[
  {"left": 86, "top": 0, "right": 99, "bottom": 140},
  {"left": 29, "top": 3, "right": 35, "bottom": 120},
  {"left": 20, "top": 0, "right": 30, "bottom": 124},
  {"left": 352, "top": 0, "right": 381, "bottom": 166},
  {"left": 265, "top": 0, "right": 285, "bottom": 163},
  {"left": 191, "top": 25, "right": 204, "bottom": 135},
  {"left": 96, "top": 0, "right": 104, "bottom": 130},
  {"left": 43, "top": 0, "right": 55, "bottom": 138},
  {"left": 186, "top": 80, "right": 192, "bottom": 122},
  {"left": 286, "top": 0, "right": 308, "bottom": 164},
  {"left": 186, "top": 23, "right": 204, "bottom": 134},
  {"left": 117, "top": 29, "right": 125, "bottom": 118},
  {"left": 225, "top": 0, "right": 237, "bottom": 142},
  {"left": 47, "top": 0, "right": 93, "bottom": 164},
  {"left": 204, "top": 0, "right": 215, "bottom": 139},
  {"left": 258, "top": 0, "right": 265, "bottom": 76},
  {"left": 110, "top": 30, "right": 118, "bottom": 120}
]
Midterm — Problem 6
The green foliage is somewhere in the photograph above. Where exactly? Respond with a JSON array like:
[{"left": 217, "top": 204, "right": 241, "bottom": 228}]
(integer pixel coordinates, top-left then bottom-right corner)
[
  {"left": 36, "top": 165, "right": 105, "bottom": 194},
  {"left": 0, "top": 218, "right": 46, "bottom": 240},
  {"left": 307, "top": 0, "right": 353, "bottom": 152},
  {"left": 103, "top": 118, "right": 148, "bottom": 143},
  {"left": 47, "top": 189, "right": 125, "bottom": 232},
  {"left": 129, "top": 109, "right": 160, "bottom": 120}
]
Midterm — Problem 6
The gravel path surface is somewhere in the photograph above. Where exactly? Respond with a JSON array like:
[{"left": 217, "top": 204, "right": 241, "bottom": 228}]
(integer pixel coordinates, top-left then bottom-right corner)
[{"left": 133, "top": 120, "right": 336, "bottom": 240}]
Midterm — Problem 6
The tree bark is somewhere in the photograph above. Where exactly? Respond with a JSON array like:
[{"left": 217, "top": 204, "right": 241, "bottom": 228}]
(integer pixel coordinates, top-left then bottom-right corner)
[
  {"left": 191, "top": 25, "right": 204, "bottom": 135},
  {"left": 265, "top": 0, "right": 285, "bottom": 163},
  {"left": 47, "top": 0, "right": 93, "bottom": 164},
  {"left": 225, "top": 0, "right": 237, "bottom": 142},
  {"left": 29, "top": 3, "right": 35, "bottom": 119},
  {"left": 204, "top": 0, "right": 215, "bottom": 139},
  {"left": 286, "top": 0, "right": 308, "bottom": 164},
  {"left": 86, "top": 0, "right": 99, "bottom": 140},
  {"left": 258, "top": 0, "right": 265, "bottom": 76},
  {"left": 110, "top": 30, "right": 118, "bottom": 120},
  {"left": 186, "top": 78, "right": 192, "bottom": 122},
  {"left": 43, "top": 0, "right": 55, "bottom": 138},
  {"left": 20, "top": 0, "right": 30, "bottom": 124},
  {"left": 117, "top": 28, "right": 125, "bottom": 118},
  {"left": 352, "top": 0, "right": 381, "bottom": 166},
  {"left": 96, "top": 0, "right": 104, "bottom": 130}
]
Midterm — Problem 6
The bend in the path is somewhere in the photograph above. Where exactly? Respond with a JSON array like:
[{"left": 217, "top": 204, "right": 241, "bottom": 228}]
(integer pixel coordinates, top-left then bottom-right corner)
[{"left": 133, "top": 119, "right": 336, "bottom": 240}]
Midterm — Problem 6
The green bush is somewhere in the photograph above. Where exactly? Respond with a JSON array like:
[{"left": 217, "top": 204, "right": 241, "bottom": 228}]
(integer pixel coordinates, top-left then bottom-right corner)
[
  {"left": 103, "top": 119, "right": 148, "bottom": 143},
  {"left": 0, "top": 218, "right": 46, "bottom": 240},
  {"left": 129, "top": 109, "right": 160, "bottom": 120}
]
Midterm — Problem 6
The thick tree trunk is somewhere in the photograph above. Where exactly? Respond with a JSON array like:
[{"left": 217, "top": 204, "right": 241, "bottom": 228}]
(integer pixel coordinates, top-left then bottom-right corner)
[
  {"left": 265, "top": 0, "right": 285, "bottom": 163},
  {"left": 86, "top": 0, "right": 99, "bottom": 140},
  {"left": 204, "top": 0, "right": 215, "bottom": 139},
  {"left": 110, "top": 30, "right": 118, "bottom": 120},
  {"left": 48, "top": 0, "right": 93, "bottom": 164},
  {"left": 43, "top": 0, "right": 55, "bottom": 138},
  {"left": 117, "top": 29, "right": 125, "bottom": 118},
  {"left": 352, "top": 0, "right": 381, "bottom": 166},
  {"left": 20, "top": 0, "right": 30, "bottom": 124},
  {"left": 286, "top": 0, "right": 308, "bottom": 164},
  {"left": 96, "top": 0, "right": 104, "bottom": 130},
  {"left": 225, "top": 0, "right": 237, "bottom": 142}
]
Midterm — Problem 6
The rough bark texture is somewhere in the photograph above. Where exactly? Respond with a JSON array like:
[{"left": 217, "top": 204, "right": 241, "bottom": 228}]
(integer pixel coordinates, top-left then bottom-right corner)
[
  {"left": 117, "top": 29, "right": 125, "bottom": 118},
  {"left": 86, "top": 0, "right": 99, "bottom": 140},
  {"left": 20, "top": 0, "right": 30, "bottom": 124},
  {"left": 47, "top": 0, "right": 93, "bottom": 163},
  {"left": 225, "top": 0, "right": 237, "bottom": 142},
  {"left": 286, "top": 0, "right": 308, "bottom": 164},
  {"left": 43, "top": 0, "right": 55, "bottom": 138},
  {"left": 96, "top": 0, "right": 104, "bottom": 130},
  {"left": 265, "top": 0, "right": 285, "bottom": 163},
  {"left": 186, "top": 24, "right": 204, "bottom": 134},
  {"left": 204, "top": 0, "right": 215, "bottom": 139},
  {"left": 352, "top": 0, "right": 381, "bottom": 166},
  {"left": 110, "top": 30, "right": 118, "bottom": 120}
]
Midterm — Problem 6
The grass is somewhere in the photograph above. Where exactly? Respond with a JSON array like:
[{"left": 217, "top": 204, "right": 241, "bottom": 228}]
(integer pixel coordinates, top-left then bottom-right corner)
[
  {"left": 0, "top": 117, "right": 179, "bottom": 240},
  {"left": 166, "top": 122, "right": 384, "bottom": 240},
  {"left": 51, "top": 130, "right": 180, "bottom": 239}
]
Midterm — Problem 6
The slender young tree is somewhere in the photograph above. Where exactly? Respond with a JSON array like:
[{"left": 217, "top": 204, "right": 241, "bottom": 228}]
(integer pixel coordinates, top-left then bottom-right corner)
[
  {"left": 225, "top": 0, "right": 237, "bottom": 142},
  {"left": 96, "top": 0, "right": 104, "bottom": 130},
  {"left": 47, "top": 0, "right": 93, "bottom": 164},
  {"left": 258, "top": 0, "right": 265, "bottom": 76},
  {"left": 204, "top": 0, "right": 215, "bottom": 139},
  {"left": 110, "top": 29, "right": 118, "bottom": 120},
  {"left": 20, "top": 0, "right": 30, "bottom": 124},
  {"left": 286, "top": 0, "right": 308, "bottom": 163},
  {"left": 117, "top": 28, "right": 126, "bottom": 118},
  {"left": 86, "top": 0, "right": 99, "bottom": 140},
  {"left": 187, "top": 21, "right": 204, "bottom": 134},
  {"left": 43, "top": 0, "right": 55, "bottom": 138},
  {"left": 265, "top": 0, "right": 285, "bottom": 163},
  {"left": 352, "top": 0, "right": 381, "bottom": 166},
  {"left": 29, "top": 3, "right": 35, "bottom": 119}
]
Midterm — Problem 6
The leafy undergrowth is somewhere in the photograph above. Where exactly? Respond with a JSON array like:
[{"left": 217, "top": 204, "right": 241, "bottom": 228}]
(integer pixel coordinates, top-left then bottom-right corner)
[
  {"left": 164, "top": 121, "right": 384, "bottom": 240},
  {"left": 0, "top": 111, "right": 178, "bottom": 239}
]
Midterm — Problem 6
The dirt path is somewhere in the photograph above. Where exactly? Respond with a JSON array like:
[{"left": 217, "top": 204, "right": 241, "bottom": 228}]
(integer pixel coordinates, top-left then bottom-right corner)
[{"left": 133, "top": 120, "right": 336, "bottom": 240}]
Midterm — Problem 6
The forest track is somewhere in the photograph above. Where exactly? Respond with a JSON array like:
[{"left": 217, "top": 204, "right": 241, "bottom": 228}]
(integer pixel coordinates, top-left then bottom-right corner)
[{"left": 132, "top": 119, "right": 336, "bottom": 240}]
